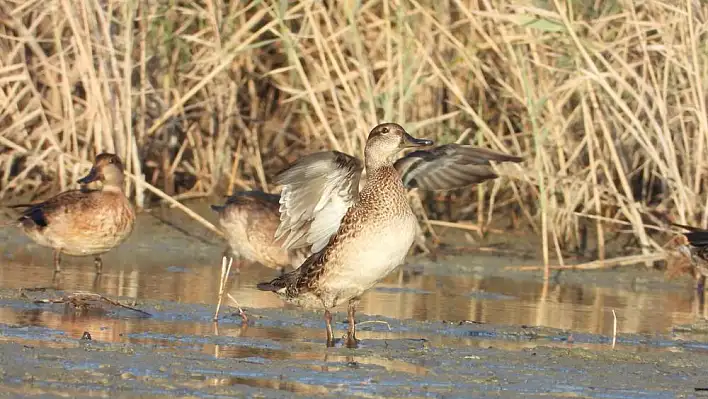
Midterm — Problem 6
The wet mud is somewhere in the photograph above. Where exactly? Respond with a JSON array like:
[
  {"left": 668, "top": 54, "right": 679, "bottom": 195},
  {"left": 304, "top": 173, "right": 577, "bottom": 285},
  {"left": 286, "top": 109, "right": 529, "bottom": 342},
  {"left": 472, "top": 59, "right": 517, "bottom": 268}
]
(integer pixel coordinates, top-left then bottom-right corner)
[{"left": 0, "top": 200, "right": 707, "bottom": 398}]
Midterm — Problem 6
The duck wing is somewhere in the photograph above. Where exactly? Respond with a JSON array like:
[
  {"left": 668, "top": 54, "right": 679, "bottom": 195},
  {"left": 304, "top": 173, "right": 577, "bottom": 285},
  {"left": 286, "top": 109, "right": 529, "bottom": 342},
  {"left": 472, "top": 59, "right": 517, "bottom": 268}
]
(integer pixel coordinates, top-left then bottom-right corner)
[
  {"left": 673, "top": 223, "right": 708, "bottom": 244},
  {"left": 210, "top": 190, "right": 281, "bottom": 214},
  {"left": 394, "top": 144, "right": 523, "bottom": 191},
  {"left": 10, "top": 190, "right": 87, "bottom": 229},
  {"left": 274, "top": 151, "right": 364, "bottom": 253},
  {"left": 673, "top": 223, "right": 708, "bottom": 257}
]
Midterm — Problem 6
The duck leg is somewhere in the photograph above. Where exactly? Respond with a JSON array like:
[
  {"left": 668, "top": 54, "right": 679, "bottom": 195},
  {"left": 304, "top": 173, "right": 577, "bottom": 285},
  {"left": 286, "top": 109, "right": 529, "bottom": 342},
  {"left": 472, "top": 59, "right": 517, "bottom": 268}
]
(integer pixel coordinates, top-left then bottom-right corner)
[
  {"left": 92, "top": 273, "right": 102, "bottom": 291},
  {"left": 698, "top": 276, "right": 705, "bottom": 294},
  {"left": 53, "top": 250, "right": 62, "bottom": 273},
  {"left": 51, "top": 251, "right": 62, "bottom": 287},
  {"left": 698, "top": 275, "right": 706, "bottom": 308},
  {"left": 412, "top": 223, "right": 431, "bottom": 256},
  {"left": 324, "top": 309, "right": 335, "bottom": 347},
  {"left": 94, "top": 257, "right": 103, "bottom": 274},
  {"left": 346, "top": 298, "right": 360, "bottom": 348}
]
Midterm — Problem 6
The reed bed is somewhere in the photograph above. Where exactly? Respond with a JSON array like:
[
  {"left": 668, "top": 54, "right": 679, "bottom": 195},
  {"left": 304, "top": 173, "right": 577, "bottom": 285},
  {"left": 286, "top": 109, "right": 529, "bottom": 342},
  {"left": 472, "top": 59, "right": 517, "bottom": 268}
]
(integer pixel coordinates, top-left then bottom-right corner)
[{"left": 0, "top": 0, "right": 707, "bottom": 267}]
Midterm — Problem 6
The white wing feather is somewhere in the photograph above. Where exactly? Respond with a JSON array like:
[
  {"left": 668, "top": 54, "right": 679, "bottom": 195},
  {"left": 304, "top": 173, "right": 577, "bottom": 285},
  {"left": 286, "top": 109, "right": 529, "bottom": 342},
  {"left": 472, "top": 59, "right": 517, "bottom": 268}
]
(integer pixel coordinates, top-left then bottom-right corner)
[{"left": 274, "top": 151, "right": 363, "bottom": 253}]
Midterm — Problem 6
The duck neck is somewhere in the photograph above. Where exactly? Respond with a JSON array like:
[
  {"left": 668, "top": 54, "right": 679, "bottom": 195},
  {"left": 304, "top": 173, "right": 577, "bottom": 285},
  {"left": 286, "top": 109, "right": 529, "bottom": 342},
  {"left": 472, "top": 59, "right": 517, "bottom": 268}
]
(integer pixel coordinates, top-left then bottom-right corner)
[
  {"left": 364, "top": 147, "right": 395, "bottom": 171},
  {"left": 360, "top": 162, "right": 407, "bottom": 208},
  {"left": 102, "top": 184, "right": 124, "bottom": 194}
]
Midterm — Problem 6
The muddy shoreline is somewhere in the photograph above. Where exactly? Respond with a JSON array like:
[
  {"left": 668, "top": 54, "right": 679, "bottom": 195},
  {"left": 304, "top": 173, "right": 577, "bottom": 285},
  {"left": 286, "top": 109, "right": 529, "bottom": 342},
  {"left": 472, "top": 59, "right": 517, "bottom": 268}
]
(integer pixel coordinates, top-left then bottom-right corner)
[{"left": 0, "top": 201, "right": 706, "bottom": 398}]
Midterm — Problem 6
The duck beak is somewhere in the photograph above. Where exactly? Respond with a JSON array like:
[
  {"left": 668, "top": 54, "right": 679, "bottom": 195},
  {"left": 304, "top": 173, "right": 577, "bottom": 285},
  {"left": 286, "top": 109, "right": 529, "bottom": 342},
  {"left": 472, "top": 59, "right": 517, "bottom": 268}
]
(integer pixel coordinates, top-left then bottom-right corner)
[
  {"left": 77, "top": 167, "right": 100, "bottom": 184},
  {"left": 403, "top": 132, "right": 434, "bottom": 148}
]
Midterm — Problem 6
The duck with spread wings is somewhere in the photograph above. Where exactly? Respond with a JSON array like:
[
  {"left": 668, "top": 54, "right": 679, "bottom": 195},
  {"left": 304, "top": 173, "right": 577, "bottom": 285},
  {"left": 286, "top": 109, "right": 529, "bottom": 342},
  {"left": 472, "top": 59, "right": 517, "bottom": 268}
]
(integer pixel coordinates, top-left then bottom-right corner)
[
  {"left": 257, "top": 123, "right": 522, "bottom": 347},
  {"left": 673, "top": 223, "right": 708, "bottom": 298}
]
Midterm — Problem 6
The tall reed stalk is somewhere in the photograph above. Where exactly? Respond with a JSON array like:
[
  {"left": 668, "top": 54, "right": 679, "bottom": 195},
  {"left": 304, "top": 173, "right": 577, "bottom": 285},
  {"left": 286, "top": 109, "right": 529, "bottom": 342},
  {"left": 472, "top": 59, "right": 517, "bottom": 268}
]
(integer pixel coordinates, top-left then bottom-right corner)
[{"left": 0, "top": 0, "right": 706, "bottom": 260}]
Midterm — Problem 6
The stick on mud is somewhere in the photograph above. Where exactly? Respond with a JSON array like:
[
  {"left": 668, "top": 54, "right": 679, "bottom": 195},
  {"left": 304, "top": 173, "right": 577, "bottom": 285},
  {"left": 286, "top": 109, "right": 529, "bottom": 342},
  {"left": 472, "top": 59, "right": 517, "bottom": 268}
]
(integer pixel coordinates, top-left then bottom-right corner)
[
  {"left": 33, "top": 292, "right": 151, "bottom": 317},
  {"left": 227, "top": 293, "right": 248, "bottom": 323},
  {"left": 213, "top": 256, "right": 233, "bottom": 322},
  {"left": 612, "top": 309, "right": 618, "bottom": 349}
]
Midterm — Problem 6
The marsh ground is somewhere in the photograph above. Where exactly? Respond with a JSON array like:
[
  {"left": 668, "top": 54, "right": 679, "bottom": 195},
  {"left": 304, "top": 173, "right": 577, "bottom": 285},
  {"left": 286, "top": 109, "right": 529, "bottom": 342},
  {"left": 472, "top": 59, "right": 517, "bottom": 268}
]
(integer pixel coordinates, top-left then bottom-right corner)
[{"left": 0, "top": 201, "right": 706, "bottom": 398}]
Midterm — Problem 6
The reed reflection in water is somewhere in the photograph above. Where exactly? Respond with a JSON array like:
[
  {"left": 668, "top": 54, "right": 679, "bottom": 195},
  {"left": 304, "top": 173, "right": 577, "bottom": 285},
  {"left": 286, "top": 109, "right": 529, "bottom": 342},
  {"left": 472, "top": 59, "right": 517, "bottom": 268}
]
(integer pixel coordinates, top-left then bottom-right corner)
[{"left": 0, "top": 251, "right": 703, "bottom": 339}]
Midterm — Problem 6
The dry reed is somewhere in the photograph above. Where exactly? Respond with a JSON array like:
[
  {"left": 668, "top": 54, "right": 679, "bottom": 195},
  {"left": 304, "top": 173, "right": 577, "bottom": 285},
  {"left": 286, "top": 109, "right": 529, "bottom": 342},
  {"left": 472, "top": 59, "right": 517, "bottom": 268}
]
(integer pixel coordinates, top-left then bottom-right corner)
[
  {"left": 1, "top": 0, "right": 707, "bottom": 267},
  {"left": 213, "top": 256, "right": 233, "bottom": 322},
  {"left": 611, "top": 309, "right": 617, "bottom": 349}
]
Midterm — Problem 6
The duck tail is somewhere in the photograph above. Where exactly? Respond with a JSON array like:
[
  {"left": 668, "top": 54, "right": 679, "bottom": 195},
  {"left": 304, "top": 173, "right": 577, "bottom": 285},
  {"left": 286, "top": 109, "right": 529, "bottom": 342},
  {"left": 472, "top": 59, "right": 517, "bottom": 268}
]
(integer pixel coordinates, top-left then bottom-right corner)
[
  {"left": 671, "top": 222, "right": 706, "bottom": 232},
  {"left": 6, "top": 203, "right": 34, "bottom": 209},
  {"left": 256, "top": 272, "right": 293, "bottom": 292},
  {"left": 256, "top": 281, "right": 281, "bottom": 292}
]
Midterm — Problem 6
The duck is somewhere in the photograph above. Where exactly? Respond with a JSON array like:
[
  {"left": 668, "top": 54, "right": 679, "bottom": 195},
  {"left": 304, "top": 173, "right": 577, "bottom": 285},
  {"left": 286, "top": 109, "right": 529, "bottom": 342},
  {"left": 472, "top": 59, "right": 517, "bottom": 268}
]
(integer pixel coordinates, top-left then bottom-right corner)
[
  {"left": 212, "top": 137, "right": 521, "bottom": 275},
  {"left": 256, "top": 122, "right": 522, "bottom": 347},
  {"left": 211, "top": 134, "right": 520, "bottom": 275},
  {"left": 673, "top": 223, "right": 708, "bottom": 297},
  {"left": 9, "top": 153, "right": 135, "bottom": 277},
  {"left": 210, "top": 191, "right": 308, "bottom": 274}
]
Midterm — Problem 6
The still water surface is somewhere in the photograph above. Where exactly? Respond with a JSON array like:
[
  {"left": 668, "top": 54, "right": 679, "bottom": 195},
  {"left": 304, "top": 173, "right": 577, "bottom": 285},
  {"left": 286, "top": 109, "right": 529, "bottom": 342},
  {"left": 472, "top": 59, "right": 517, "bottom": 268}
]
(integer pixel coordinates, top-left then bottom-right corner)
[
  {"left": 0, "top": 250, "right": 703, "bottom": 345},
  {"left": 1, "top": 212, "right": 707, "bottom": 397}
]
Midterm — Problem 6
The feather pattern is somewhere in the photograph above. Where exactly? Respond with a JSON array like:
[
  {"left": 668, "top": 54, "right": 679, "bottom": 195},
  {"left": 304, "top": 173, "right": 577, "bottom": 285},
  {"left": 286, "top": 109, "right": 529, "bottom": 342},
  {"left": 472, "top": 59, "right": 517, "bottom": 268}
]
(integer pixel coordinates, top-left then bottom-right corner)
[
  {"left": 274, "top": 151, "right": 363, "bottom": 253},
  {"left": 272, "top": 143, "right": 523, "bottom": 260},
  {"left": 14, "top": 189, "right": 135, "bottom": 257},
  {"left": 211, "top": 191, "right": 307, "bottom": 270},
  {"left": 255, "top": 123, "right": 524, "bottom": 347},
  {"left": 674, "top": 223, "right": 708, "bottom": 277},
  {"left": 7, "top": 153, "right": 134, "bottom": 277},
  {"left": 394, "top": 144, "right": 523, "bottom": 191}
]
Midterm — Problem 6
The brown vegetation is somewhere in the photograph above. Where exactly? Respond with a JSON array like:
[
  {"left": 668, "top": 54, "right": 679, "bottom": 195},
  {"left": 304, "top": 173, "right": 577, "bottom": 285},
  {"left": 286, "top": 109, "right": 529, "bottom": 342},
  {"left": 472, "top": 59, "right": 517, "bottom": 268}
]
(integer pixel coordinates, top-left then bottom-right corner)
[{"left": 0, "top": 0, "right": 706, "bottom": 266}]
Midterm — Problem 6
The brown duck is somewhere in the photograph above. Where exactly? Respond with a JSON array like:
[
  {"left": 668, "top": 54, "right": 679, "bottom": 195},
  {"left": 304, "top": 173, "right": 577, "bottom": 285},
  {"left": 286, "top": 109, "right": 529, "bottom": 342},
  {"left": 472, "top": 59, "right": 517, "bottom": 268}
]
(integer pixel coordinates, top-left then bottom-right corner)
[
  {"left": 212, "top": 137, "right": 520, "bottom": 275},
  {"left": 673, "top": 223, "right": 708, "bottom": 296},
  {"left": 10, "top": 153, "right": 135, "bottom": 277},
  {"left": 255, "top": 123, "right": 522, "bottom": 347},
  {"left": 211, "top": 191, "right": 308, "bottom": 274}
]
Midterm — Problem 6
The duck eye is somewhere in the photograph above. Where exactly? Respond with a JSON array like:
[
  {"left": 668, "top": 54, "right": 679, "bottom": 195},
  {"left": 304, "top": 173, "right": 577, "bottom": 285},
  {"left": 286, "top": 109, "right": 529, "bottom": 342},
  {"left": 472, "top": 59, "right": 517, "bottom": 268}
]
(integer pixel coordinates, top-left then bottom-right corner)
[{"left": 381, "top": 127, "right": 389, "bottom": 133}]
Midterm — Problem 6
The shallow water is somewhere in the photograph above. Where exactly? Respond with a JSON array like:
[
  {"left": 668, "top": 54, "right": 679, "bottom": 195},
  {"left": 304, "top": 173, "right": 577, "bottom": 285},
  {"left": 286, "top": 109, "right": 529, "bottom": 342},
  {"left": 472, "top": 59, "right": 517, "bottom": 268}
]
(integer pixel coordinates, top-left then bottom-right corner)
[
  {"left": 0, "top": 205, "right": 707, "bottom": 397},
  {"left": 0, "top": 253, "right": 702, "bottom": 339}
]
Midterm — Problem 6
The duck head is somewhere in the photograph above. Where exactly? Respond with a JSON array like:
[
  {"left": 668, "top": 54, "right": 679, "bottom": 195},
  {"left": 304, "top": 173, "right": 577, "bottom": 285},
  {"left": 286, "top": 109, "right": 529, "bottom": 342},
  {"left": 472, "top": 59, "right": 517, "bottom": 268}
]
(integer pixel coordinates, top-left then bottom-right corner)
[
  {"left": 364, "top": 123, "right": 433, "bottom": 168},
  {"left": 77, "top": 153, "right": 126, "bottom": 190}
]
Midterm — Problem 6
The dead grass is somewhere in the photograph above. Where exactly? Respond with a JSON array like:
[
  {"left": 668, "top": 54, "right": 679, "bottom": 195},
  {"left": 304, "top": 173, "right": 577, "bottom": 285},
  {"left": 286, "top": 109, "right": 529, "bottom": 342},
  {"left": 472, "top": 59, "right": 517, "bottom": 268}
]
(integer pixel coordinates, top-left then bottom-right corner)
[{"left": 0, "top": 0, "right": 707, "bottom": 266}]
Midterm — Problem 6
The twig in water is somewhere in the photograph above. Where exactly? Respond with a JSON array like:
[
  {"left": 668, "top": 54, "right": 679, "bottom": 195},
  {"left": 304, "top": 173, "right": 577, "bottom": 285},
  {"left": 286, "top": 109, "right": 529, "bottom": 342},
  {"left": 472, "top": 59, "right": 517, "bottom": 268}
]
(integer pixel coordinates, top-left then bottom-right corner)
[
  {"left": 213, "top": 256, "right": 233, "bottom": 322},
  {"left": 611, "top": 309, "right": 618, "bottom": 349},
  {"left": 505, "top": 253, "right": 666, "bottom": 271},
  {"left": 356, "top": 320, "right": 392, "bottom": 331},
  {"left": 459, "top": 320, "right": 486, "bottom": 325},
  {"left": 33, "top": 292, "right": 151, "bottom": 317},
  {"left": 19, "top": 287, "right": 51, "bottom": 294},
  {"left": 453, "top": 245, "right": 535, "bottom": 258},
  {"left": 226, "top": 293, "right": 248, "bottom": 323},
  {"left": 427, "top": 219, "right": 509, "bottom": 235}
]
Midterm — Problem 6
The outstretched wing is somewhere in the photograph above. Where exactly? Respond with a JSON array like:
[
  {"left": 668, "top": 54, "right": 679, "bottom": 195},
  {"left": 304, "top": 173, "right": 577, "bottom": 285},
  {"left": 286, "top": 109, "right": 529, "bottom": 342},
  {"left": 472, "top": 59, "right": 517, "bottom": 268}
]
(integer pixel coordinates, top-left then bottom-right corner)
[
  {"left": 394, "top": 144, "right": 523, "bottom": 191},
  {"left": 673, "top": 223, "right": 708, "bottom": 246},
  {"left": 274, "top": 151, "right": 364, "bottom": 253},
  {"left": 673, "top": 223, "right": 708, "bottom": 273}
]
